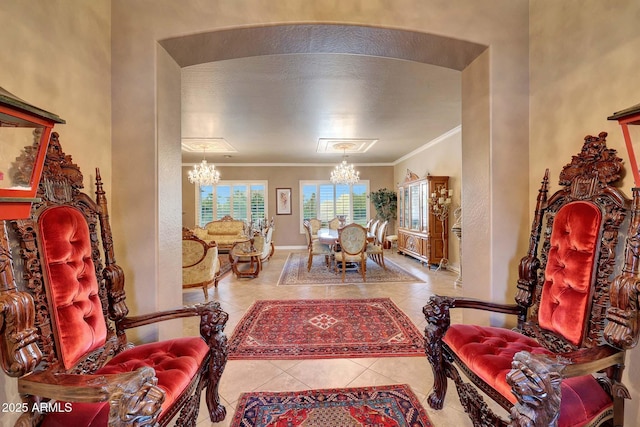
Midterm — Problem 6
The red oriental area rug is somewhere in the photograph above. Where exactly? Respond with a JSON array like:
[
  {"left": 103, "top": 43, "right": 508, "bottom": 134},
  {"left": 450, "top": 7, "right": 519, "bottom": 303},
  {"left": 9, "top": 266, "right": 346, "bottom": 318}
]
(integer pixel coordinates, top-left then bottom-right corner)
[
  {"left": 230, "top": 384, "right": 433, "bottom": 427},
  {"left": 228, "top": 298, "right": 425, "bottom": 360}
]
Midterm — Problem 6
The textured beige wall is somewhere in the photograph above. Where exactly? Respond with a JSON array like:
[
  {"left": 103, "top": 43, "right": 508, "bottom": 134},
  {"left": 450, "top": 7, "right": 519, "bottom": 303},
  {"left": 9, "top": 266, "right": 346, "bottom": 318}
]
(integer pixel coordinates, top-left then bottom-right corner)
[
  {"left": 529, "top": 1, "right": 640, "bottom": 423},
  {"left": 0, "top": 1, "right": 112, "bottom": 193},
  {"left": 181, "top": 164, "right": 394, "bottom": 247},
  {"left": 0, "top": 0, "right": 111, "bottom": 420},
  {"left": 156, "top": 45, "right": 184, "bottom": 340},
  {"left": 112, "top": 0, "right": 530, "bottom": 329},
  {"left": 394, "top": 128, "right": 462, "bottom": 273}
]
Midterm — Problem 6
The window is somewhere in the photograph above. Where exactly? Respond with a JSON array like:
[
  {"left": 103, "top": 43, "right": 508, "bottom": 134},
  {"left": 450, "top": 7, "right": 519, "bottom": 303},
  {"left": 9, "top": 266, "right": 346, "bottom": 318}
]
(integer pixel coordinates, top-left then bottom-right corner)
[
  {"left": 300, "top": 181, "right": 370, "bottom": 232},
  {"left": 196, "top": 181, "right": 267, "bottom": 226}
]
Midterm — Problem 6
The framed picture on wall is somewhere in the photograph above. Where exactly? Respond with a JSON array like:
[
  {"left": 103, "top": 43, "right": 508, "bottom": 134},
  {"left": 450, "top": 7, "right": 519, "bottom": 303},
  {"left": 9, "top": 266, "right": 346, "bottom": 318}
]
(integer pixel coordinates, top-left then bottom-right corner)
[{"left": 276, "top": 188, "right": 292, "bottom": 215}]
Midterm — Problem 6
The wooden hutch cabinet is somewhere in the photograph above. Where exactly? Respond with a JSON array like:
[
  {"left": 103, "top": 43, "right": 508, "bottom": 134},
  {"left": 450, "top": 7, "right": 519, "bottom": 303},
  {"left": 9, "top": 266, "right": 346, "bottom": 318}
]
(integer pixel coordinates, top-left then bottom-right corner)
[{"left": 397, "top": 170, "right": 449, "bottom": 267}]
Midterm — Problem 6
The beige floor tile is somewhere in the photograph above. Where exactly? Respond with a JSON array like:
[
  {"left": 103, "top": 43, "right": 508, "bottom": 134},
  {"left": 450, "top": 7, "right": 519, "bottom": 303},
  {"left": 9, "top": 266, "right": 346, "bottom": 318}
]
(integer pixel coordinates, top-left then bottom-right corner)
[
  {"left": 347, "top": 357, "right": 379, "bottom": 368},
  {"left": 284, "top": 358, "right": 369, "bottom": 389},
  {"left": 426, "top": 405, "right": 473, "bottom": 427},
  {"left": 268, "top": 359, "right": 303, "bottom": 371},
  {"left": 254, "top": 371, "right": 315, "bottom": 392},
  {"left": 366, "top": 356, "right": 434, "bottom": 392},
  {"left": 346, "top": 367, "right": 400, "bottom": 388},
  {"left": 218, "top": 360, "right": 285, "bottom": 402}
]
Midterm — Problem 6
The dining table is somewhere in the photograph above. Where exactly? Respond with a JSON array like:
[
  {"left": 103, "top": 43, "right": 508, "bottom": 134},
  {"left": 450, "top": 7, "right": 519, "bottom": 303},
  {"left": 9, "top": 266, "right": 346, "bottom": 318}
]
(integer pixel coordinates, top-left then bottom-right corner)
[{"left": 316, "top": 227, "right": 376, "bottom": 249}]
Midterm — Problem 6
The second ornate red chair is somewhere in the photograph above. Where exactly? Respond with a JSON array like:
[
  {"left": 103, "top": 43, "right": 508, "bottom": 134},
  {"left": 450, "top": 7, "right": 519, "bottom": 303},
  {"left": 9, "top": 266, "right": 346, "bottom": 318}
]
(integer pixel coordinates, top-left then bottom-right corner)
[{"left": 424, "top": 133, "right": 640, "bottom": 426}]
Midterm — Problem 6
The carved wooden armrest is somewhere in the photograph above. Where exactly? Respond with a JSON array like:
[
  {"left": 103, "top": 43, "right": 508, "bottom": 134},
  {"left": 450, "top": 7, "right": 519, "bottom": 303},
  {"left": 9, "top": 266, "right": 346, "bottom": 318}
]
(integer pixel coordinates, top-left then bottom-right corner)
[
  {"left": 506, "top": 347, "right": 627, "bottom": 427},
  {"left": 605, "top": 272, "right": 640, "bottom": 350},
  {"left": 1, "top": 289, "right": 43, "bottom": 377},
  {"left": 447, "top": 297, "right": 523, "bottom": 315},
  {"left": 118, "top": 301, "right": 227, "bottom": 331},
  {"left": 423, "top": 295, "right": 522, "bottom": 330},
  {"left": 118, "top": 301, "right": 228, "bottom": 363},
  {"left": 19, "top": 367, "right": 164, "bottom": 426},
  {"left": 557, "top": 345, "right": 625, "bottom": 378},
  {"left": 423, "top": 295, "right": 522, "bottom": 355}
]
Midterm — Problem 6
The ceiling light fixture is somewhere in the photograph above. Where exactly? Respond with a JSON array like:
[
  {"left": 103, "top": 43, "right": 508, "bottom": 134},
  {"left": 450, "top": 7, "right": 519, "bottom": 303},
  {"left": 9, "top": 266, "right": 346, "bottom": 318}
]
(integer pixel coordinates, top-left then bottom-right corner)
[
  {"left": 330, "top": 143, "right": 360, "bottom": 185},
  {"left": 188, "top": 145, "right": 220, "bottom": 185}
]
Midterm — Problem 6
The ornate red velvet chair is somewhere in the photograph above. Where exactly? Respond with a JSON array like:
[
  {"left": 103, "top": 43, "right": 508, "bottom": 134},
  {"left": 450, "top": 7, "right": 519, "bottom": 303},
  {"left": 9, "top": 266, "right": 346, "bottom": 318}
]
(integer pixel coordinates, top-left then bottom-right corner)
[
  {"left": 424, "top": 133, "right": 640, "bottom": 427},
  {"left": 0, "top": 133, "right": 228, "bottom": 426}
]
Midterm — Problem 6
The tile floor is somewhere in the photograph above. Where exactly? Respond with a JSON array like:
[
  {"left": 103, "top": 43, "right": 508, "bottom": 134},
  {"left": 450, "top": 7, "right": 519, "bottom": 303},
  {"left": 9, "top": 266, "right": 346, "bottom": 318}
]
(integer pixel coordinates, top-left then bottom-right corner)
[{"left": 180, "top": 249, "right": 502, "bottom": 426}]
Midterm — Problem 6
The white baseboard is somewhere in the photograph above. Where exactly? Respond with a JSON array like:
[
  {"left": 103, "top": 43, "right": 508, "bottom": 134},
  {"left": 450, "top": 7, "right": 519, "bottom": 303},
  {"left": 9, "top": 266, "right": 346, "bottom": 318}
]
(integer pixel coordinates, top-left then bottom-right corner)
[{"left": 275, "top": 245, "right": 307, "bottom": 250}]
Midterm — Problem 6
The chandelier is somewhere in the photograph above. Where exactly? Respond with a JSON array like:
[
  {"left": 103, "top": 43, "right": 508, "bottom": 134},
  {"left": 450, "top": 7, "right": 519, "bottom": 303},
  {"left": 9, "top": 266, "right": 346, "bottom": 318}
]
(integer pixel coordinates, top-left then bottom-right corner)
[
  {"left": 330, "top": 144, "right": 360, "bottom": 185},
  {"left": 188, "top": 146, "right": 220, "bottom": 185}
]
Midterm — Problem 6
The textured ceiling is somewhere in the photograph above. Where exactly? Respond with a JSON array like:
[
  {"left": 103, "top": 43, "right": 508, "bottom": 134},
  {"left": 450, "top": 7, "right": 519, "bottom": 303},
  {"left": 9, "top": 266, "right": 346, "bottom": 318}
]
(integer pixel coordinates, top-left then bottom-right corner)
[{"left": 181, "top": 53, "right": 461, "bottom": 165}]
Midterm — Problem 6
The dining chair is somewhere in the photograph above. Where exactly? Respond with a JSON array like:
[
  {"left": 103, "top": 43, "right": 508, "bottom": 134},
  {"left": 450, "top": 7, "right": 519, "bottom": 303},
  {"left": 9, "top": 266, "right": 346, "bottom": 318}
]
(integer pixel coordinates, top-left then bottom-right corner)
[
  {"left": 307, "top": 218, "right": 322, "bottom": 241},
  {"left": 328, "top": 217, "right": 342, "bottom": 230},
  {"left": 366, "top": 218, "right": 374, "bottom": 231},
  {"left": 369, "top": 219, "right": 380, "bottom": 238},
  {"left": 335, "top": 223, "right": 368, "bottom": 282},
  {"left": 303, "top": 220, "right": 332, "bottom": 271},
  {"left": 367, "top": 220, "right": 388, "bottom": 270}
]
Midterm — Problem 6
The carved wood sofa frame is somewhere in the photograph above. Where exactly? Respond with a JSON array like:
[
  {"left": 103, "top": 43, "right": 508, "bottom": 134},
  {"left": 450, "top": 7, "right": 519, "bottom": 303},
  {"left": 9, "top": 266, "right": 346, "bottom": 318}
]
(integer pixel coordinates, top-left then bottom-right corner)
[
  {"left": 198, "top": 215, "right": 249, "bottom": 252},
  {"left": 424, "top": 133, "right": 640, "bottom": 427},
  {"left": 0, "top": 133, "right": 228, "bottom": 426}
]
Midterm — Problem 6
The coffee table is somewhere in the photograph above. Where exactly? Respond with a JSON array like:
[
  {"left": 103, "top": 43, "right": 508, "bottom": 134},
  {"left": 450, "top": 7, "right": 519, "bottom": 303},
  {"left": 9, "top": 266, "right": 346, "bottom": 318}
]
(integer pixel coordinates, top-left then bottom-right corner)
[{"left": 229, "top": 239, "right": 262, "bottom": 278}]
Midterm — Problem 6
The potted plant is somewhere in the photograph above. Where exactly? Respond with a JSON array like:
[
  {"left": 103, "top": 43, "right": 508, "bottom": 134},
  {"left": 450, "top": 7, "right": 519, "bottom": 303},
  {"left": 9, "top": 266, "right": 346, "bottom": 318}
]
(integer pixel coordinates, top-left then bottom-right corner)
[{"left": 370, "top": 188, "right": 398, "bottom": 239}]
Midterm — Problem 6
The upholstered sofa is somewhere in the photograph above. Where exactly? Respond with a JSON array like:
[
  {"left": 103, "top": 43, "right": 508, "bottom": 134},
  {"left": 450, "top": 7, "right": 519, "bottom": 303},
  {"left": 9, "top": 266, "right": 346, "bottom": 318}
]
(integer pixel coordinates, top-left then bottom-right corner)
[{"left": 193, "top": 215, "right": 248, "bottom": 251}]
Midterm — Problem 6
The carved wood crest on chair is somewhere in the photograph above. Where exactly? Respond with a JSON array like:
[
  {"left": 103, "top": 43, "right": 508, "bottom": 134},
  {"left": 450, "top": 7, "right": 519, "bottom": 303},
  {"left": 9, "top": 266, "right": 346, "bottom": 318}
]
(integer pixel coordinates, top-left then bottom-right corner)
[
  {"left": 0, "top": 132, "right": 228, "bottom": 426},
  {"left": 423, "top": 132, "right": 640, "bottom": 427}
]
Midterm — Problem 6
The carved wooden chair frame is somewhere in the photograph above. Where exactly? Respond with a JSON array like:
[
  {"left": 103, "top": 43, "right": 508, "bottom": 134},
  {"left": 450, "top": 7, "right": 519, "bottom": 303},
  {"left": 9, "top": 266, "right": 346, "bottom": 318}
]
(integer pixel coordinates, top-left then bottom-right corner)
[
  {"left": 0, "top": 133, "right": 229, "bottom": 426},
  {"left": 423, "top": 132, "right": 640, "bottom": 426}
]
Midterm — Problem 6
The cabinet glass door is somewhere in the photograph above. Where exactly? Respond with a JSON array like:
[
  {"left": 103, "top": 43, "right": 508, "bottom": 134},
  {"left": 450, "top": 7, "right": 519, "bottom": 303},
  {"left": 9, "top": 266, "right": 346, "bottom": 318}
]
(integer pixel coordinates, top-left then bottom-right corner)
[
  {"left": 398, "top": 188, "right": 404, "bottom": 228},
  {"left": 410, "top": 185, "right": 420, "bottom": 230},
  {"left": 421, "top": 182, "right": 428, "bottom": 232},
  {"left": 404, "top": 187, "right": 410, "bottom": 229}
]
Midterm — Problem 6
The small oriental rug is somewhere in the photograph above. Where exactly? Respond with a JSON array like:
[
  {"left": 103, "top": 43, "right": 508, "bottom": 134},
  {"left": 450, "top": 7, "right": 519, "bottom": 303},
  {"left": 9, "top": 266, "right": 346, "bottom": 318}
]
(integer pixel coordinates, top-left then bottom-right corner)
[
  {"left": 218, "top": 254, "right": 232, "bottom": 278},
  {"left": 230, "top": 384, "right": 433, "bottom": 427},
  {"left": 277, "top": 252, "right": 422, "bottom": 286},
  {"left": 228, "top": 298, "right": 425, "bottom": 360}
]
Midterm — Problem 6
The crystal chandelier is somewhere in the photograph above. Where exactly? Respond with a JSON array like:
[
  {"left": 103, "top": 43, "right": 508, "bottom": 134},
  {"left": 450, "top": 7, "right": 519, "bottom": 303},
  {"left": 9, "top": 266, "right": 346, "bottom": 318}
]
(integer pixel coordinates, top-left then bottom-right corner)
[
  {"left": 330, "top": 144, "right": 360, "bottom": 185},
  {"left": 188, "top": 146, "right": 220, "bottom": 185}
]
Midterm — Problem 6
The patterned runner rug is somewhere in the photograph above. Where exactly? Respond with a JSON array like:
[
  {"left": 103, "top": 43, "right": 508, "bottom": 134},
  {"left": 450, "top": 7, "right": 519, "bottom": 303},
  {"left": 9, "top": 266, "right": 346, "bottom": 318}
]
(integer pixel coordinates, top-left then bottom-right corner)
[
  {"left": 277, "top": 252, "right": 422, "bottom": 286},
  {"left": 228, "top": 298, "right": 425, "bottom": 360},
  {"left": 230, "top": 384, "right": 433, "bottom": 427}
]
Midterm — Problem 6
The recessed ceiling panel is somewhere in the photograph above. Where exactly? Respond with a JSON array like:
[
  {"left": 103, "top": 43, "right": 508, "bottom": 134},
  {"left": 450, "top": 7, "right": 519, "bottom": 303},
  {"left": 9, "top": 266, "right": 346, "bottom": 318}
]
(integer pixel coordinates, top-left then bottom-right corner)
[
  {"left": 181, "top": 138, "right": 237, "bottom": 153},
  {"left": 316, "top": 138, "right": 377, "bottom": 154}
]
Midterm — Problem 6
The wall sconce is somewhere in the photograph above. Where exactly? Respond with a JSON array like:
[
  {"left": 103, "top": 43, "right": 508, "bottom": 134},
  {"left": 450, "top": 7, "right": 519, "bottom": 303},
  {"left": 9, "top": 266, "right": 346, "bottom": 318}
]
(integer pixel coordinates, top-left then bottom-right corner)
[
  {"left": 0, "top": 88, "right": 65, "bottom": 220},
  {"left": 429, "top": 186, "right": 453, "bottom": 271}
]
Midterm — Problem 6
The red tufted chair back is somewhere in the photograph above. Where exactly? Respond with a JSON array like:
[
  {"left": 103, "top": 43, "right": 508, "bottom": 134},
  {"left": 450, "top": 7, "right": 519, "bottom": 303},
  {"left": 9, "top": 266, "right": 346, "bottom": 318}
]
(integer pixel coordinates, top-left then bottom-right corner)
[
  {"left": 517, "top": 137, "right": 631, "bottom": 354},
  {"left": 38, "top": 206, "right": 108, "bottom": 370},
  {"left": 538, "top": 201, "right": 601, "bottom": 347},
  {"left": 4, "top": 133, "right": 125, "bottom": 375}
]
